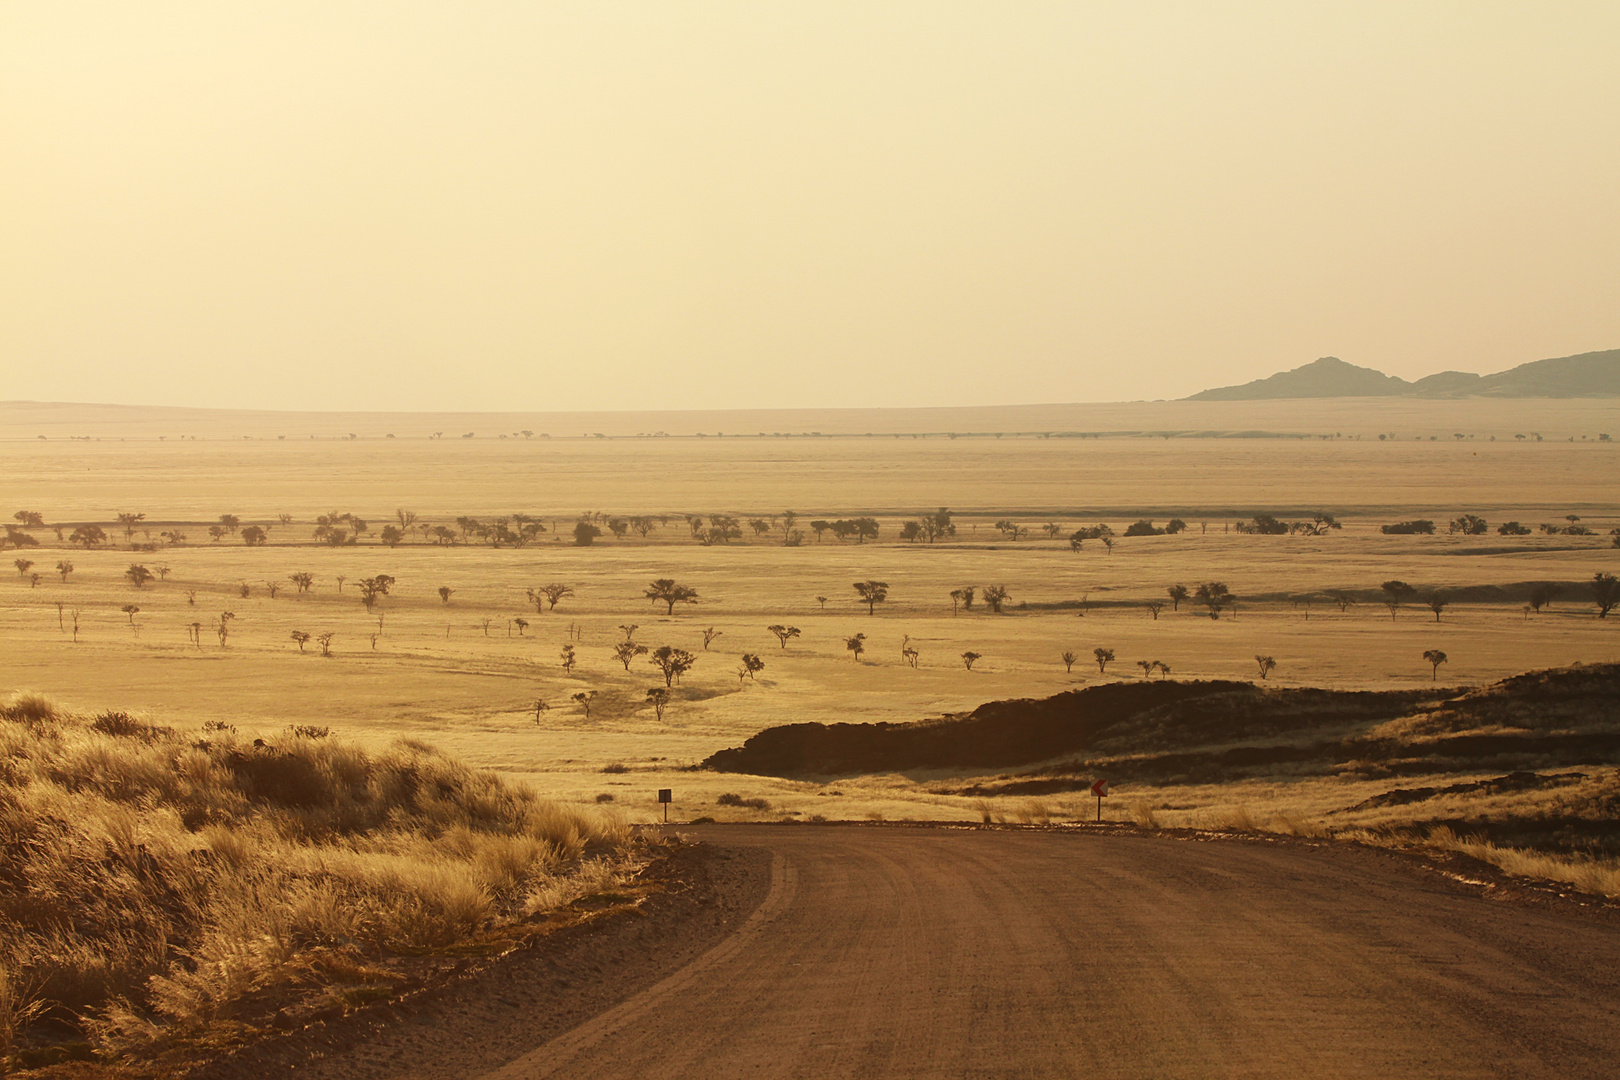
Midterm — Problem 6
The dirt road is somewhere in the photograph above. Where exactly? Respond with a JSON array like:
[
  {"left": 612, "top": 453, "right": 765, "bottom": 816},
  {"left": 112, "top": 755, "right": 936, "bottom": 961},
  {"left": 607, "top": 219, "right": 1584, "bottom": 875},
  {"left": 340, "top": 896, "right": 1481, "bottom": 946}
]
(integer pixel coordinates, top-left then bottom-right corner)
[{"left": 479, "top": 825, "right": 1620, "bottom": 1080}]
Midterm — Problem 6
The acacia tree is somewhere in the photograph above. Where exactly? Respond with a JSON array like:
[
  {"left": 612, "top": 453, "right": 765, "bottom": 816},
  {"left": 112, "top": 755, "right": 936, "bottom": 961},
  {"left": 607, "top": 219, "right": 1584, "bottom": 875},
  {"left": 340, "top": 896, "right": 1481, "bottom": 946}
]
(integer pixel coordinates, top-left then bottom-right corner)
[
  {"left": 1194, "top": 582, "right": 1232, "bottom": 619},
  {"left": 1528, "top": 583, "right": 1561, "bottom": 613},
  {"left": 1062, "top": 650, "right": 1078, "bottom": 673},
  {"left": 1592, "top": 572, "right": 1619, "bottom": 618},
  {"left": 949, "top": 587, "right": 974, "bottom": 615},
  {"left": 1094, "top": 647, "right": 1115, "bottom": 674},
  {"left": 645, "top": 579, "right": 699, "bottom": 615},
  {"left": 1137, "top": 660, "right": 1154, "bottom": 678},
  {"left": 702, "top": 627, "right": 723, "bottom": 650},
  {"left": 121, "top": 604, "right": 140, "bottom": 625},
  {"left": 291, "top": 630, "right": 311, "bottom": 652},
  {"left": 1381, "top": 580, "right": 1416, "bottom": 621},
  {"left": 1168, "top": 584, "right": 1189, "bottom": 611},
  {"left": 1145, "top": 600, "right": 1165, "bottom": 620},
  {"left": 1423, "top": 648, "right": 1448, "bottom": 680},
  {"left": 844, "top": 633, "right": 866, "bottom": 661},
  {"left": 646, "top": 687, "right": 671, "bottom": 721},
  {"left": 982, "top": 585, "right": 1011, "bottom": 613},
  {"left": 14, "top": 558, "right": 33, "bottom": 578},
  {"left": 572, "top": 691, "right": 597, "bottom": 718},
  {"left": 125, "top": 564, "right": 154, "bottom": 589},
  {"left": 116, "top": 512, "right": 145, "bottom": 542},
  {"left": 738, "top": 653, "right": 765, "bottom": 682},
  {"left": 290, "top": 572, "right": 314, "bottom": 594},
  {"left": 241, "top": 525, "right": 268, "bottom": 546},
  {"left": 357, "top": 574, "right": 395, "bottom": 610},
  {"left": 1255, "top": 655, "right": 1277, "bottom": 680},
  {"left": 961, "top": 651, "right": 982, "bottom": 670},
  {"left": 1424, "top": 591, "right": 1448, "bottom": 623},
  {"left": 69, "top": 525, "right": 108, "bottom": 549},
  {"left": 1153, "top": 661, "right": 1170, "bottom": 680},
  {"left": 768, "top": 625, "right": 801, "bottom": 649},
  {"left": 613, "top": 641, "right": 649, "bottom": 671},
  {"left": 539, "top": 583, "right": 574, "bottom": 611},
  {"left": 316, "top": 632, "right": 334, "bottom": 657},
  {"left": 560, "top": 643, "right": 575, "bottom": 671},
  {"left": 439, "top": 586, "right": 454, "bottom": 604},
  {"left": 1326, "top": 589, "right": 1356, "bottom": 613},
  {"left": 853, "top": 580, "right": 889, "bottom": 615},
  {"left": 650, "top": 645, "right": 696, "bottom": 686},
  {"left": 56, "top": 560, "right": 73, "bottom": 582}
]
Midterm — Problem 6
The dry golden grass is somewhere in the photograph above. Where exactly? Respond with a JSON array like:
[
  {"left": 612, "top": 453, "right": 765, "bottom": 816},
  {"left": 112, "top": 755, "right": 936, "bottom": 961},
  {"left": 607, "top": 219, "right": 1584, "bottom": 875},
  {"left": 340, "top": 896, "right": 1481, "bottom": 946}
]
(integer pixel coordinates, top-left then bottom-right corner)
[{"left": 0, "top": 692, "right": 631, "bottom": 1063}]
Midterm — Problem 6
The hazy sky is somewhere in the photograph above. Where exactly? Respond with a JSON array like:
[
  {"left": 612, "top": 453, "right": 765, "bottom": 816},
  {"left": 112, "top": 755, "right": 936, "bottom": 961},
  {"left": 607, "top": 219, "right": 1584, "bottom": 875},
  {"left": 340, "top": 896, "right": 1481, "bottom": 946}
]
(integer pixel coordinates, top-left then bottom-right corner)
[{"left": 3, "top": 2, "right": 1618, "bottom": 411}]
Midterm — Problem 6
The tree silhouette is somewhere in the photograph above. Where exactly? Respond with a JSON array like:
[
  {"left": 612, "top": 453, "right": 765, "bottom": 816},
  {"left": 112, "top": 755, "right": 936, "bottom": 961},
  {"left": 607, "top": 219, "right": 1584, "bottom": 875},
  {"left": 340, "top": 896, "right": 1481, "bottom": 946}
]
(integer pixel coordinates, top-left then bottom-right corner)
[
  {"left": 13, "top": 511, "right": 44, "bottom": 528},
  {"left": 982, "top": 585, "right": 1011, "bottom": 613},
  {"left": 559, "top": 642, "right": 574, "bottom": 671},
  {"left": 357, "top": 575, "right": 395, "bottom": 610},
  {"left": 1326, "top": 589, "right": 1355, "bottom": 613},
  {"left": 116, "top": 512, "right": 145, "bottom": 541},
  {"left": 1423, "top": 649, "right": 1448, "bottom": 680},
  {"left": 1255, "top": 655, "right": 1277, "bottom": 680},
  {"left": 1137, "top": 660, "right": 1154, "bottom": 678},
  {"left": 961, "top": 651, "right": 982, "bottom": 670},
  {"left": 768, "top": 625, "right": 801, "bottom": 649},
  {"left": 651, "top": 645, "right": 696, "bottom": 686},
  {"left": 1062, "top": 650, "right": 1078, "bottom": 673},
  {"left": 1424, "top": 591, "right": 1448, "bottom": 622},
  {"left": 844, "top": 633, "right": 866, "bottom": 661},
  {"left": 739, "top": 653, "right": 765, "bottom": 681},
  {"left": 646, "top": 687, "right": 670, "bottom": 721},
  {"left": 291, "top": 630, "right": 311, "bottom": 652},
  {"left": 121, "top": 604, "right": 140, "bottom": 625},
  {"left": 1381, "top": 580, "right": 1416, "bottom": 621},
  {"left": 1145, "top": 600, "right": 1165, "bottom": 620},
  {"left": 853, "top": 580, "right": 889, "bottom": 615},
  {"left": 539, "top": 583, "right": 574, "bottom": 611},
  {"left": 13, "top": 558, "right": 33, "bottom": 578},
  {"left": 55, "top": 560, "right": 73, "bottom": 582},
  {"left": 69, "top": 525, "right": 108, "bottom": 549},
  {"left": 1094, "top": 647, "right": 1114, "bottom": 674},
  {"left": 645, "top": 579, "right": 698, "bottom": 614},
  {"left": 573, "top": 521, "right": 602, "bottom": 546},
  {"left": 950, "top": 587, "right": 974, "bottom": 615},
  {"left": 613, "top": 641, "right": 649, "bottom": 671},
  {"left": 125, "top": 564, "right": 154, "bottom": 589},
  {"left": 1153, "top": 661, "right": 1170, "bottom": 680},
  {"left": 1592, "top": 572, "right": 1619, "bottom": 619},
  {"left": 439, "top": 586, "right": 454, "bottom": 604},
  {"left": 1167, "top": 584, "right": 1188, "bottom": 611},
  {"left": 534, "top": 699, "right": 550, "bottom": 724},
  {"left": 291, "top": 572, "right": 314, "bottom": 594},
  {"left": 572, "top": 691, "right": 597, "bottom": 718},
  {"left": 1528, "top": 583, "right": 1561, "bottom": 613},
  {"left": 316, "top": 632, "right": 334, "bottom": 657},
  {"left": 1194, "top": 582, "right": 1231, "bottom": 619},
  {"left": 514, "top": 617, "right": 529, "bottom": 637},
  {"left": 702, "top": 627, "right": 723, "bottom": 650}
]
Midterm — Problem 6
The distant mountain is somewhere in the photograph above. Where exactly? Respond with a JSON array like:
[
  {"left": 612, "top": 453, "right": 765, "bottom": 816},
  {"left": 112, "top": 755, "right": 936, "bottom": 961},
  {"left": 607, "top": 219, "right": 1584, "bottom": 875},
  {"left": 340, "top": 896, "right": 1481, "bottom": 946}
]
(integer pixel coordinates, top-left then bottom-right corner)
[{"left": 1187, "top": 348, "right": 1620, "bottom": 400}]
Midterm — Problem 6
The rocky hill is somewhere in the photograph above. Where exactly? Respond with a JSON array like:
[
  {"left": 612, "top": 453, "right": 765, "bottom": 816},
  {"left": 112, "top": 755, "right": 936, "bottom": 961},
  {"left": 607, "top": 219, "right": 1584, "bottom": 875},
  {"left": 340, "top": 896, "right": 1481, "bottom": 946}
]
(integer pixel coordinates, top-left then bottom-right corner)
[{"left": 1188, "top": 348, "right": 1620, "bottom": 400}]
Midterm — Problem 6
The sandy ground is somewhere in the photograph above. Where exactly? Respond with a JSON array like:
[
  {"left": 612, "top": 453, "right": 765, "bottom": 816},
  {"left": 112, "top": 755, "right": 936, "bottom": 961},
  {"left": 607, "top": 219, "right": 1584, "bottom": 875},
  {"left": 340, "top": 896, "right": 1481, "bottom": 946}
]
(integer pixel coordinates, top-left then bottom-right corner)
[{"left": 198, "top": 824, "right": 1620, "bottom": 1080}]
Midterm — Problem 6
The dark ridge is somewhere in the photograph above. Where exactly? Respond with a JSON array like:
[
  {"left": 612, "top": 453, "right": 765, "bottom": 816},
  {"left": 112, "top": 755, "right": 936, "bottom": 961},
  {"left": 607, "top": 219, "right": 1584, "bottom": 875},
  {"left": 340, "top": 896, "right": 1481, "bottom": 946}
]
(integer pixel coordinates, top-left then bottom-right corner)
[{"left": 1187, "top": 347, "right": 1620, "bottom": 400}]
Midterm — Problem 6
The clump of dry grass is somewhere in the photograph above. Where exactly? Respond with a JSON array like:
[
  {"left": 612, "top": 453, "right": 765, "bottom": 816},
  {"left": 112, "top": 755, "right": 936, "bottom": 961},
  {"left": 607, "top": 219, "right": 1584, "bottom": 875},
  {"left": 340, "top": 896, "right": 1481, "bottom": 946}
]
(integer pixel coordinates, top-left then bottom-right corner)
[
  {"left": 0, "top": 693, "right": 633, "bottom": 1063},
  {"left": 1423, "top": 826, "right": 1620, "bottom": 898}
]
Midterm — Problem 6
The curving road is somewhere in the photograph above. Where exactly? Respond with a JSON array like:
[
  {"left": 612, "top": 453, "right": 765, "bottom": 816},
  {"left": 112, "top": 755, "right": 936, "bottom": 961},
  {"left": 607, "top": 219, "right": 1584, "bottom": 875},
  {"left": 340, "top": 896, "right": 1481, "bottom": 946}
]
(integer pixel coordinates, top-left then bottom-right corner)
[{"left": 479, "top": 824, "right": 1620, "bottom": 1080}]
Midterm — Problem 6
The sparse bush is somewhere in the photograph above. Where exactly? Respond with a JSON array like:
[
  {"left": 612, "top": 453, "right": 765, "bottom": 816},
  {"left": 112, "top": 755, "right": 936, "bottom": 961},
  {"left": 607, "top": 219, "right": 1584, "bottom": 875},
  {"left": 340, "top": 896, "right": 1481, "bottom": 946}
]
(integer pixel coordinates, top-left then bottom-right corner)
[
  {"left": 1380, "top": 520, "right": 1436, "bottom": 535},
  {"left": 716, "top": 793, "right": 771, "bottom": 811}
]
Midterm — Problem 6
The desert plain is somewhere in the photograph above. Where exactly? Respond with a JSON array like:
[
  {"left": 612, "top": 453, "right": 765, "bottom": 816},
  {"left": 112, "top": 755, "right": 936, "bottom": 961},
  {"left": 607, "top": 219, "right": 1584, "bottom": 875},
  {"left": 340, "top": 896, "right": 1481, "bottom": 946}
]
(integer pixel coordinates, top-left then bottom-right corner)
[{"left": 3, "top": 396, "right": 1616, "bottom": 827}]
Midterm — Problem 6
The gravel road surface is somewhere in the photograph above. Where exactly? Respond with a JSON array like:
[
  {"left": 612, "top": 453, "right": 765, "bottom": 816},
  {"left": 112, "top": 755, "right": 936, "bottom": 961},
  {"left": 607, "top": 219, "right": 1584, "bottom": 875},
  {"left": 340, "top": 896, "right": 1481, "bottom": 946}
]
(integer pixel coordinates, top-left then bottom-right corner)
[{"left": 479, "top": 824, "right": 1620, "bottom": 1080}]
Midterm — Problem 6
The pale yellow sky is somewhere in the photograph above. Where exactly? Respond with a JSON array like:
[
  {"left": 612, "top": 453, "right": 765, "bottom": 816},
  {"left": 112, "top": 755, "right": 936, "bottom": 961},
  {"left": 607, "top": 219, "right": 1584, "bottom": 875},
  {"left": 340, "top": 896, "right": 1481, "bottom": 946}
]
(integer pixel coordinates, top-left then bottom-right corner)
[{"left": 2, "top": 2, "right": 1617, "bottom": 411}]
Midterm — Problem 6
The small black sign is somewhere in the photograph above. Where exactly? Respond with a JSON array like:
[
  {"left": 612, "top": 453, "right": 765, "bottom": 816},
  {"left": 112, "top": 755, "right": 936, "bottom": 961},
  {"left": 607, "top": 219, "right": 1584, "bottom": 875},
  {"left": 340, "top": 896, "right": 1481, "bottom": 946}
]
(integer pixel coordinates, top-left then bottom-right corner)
[{"left": 657, "top": 788, "right": 672, "bottom": 803}]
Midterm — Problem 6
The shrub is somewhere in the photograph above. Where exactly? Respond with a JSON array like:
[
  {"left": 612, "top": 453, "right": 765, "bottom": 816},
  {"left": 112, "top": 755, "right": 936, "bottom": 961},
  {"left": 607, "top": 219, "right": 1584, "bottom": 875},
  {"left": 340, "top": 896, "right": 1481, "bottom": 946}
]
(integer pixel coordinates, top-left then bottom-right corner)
[
  {"left": 715, "top": 793, "right": 771, "bottom": 811},
  {"left": 1381, "top": 520, "right": 1436, "bottom": 535}
]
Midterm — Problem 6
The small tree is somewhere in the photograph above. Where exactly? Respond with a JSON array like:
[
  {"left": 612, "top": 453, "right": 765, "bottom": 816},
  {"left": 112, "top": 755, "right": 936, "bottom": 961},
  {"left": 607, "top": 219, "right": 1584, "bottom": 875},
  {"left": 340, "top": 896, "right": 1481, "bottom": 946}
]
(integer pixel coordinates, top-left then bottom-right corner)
[
  {"left": 1592, "top": 572, "right": 1619, "bottom": 619},
  {"left": 560, "top": 642, "right": 575, "bottom": 672},
  {"left": 1424, "top": 591, "right": 1448, "bottom": 623},
  {"left": 1528, "top": 583, "right": 1561, "bottom": 613},
  {"left": 646, "top": 687, "right": 670, "bottom": 721},
  {"left": 291, "top": 572, "right": 315, "bottom": 594},
  {"left": 815, "top": 595, "right": 828, "bottom": 610},
  {"left": 651, "top": 645, "right": 696, "bottom": 686},
  {"left": 1062, "top": 650, "right": 1078, "bottom": 673},
  {"left": 1167, "top": 584, "right": 1188, "bottom": 611},
  {"left": 844, "top": 633, "right": 866, "bottom": 661},
  {"left": 241, "top": 525, "right": 268, "bottom": 546},
  {"left": 853, "top": 580, "right": 889, "bottom": 615},
  {"left": 573, "top": 521, "right": 602, "bottom": 546},
  {"left": 540, "top": 583, "right": 574, "bottom": 611},
  {"left": 265, "top": 581, "right": 281, "bottom": 599},
  {"left": 613, "top": 641, "right": 649, "bottom": 671},
  {"left": 514, "top": 617, "right": 529, "bottom": 637},
  {"left": 1153, "top": 661, "right": 1170, "bottom": 680},
  {"left": 768, "top": 624, "right": 801, "bottom": 649},
  {"left": 379, "top": 525, "right": 404, "bottom": 547},
  {"left": 1326, "top": 589, "right": 1355, "bottom": 613},
  {"left": 125, "top": 564, "right": 154, "bottom": 589},
  {"left": 961, "top": 651, "right": 982, "bottom": 670},
  {"left": 982, "top": 585, "right": 1011, "bottom": 613},
  {"left": 439, "top": 586, "right": 455, "bottom": 604},
  {"left": 1381, "top": 580, "right": 1416, "bottom": 621},
  {"left": 902, "top": 645, "right": 919, "bottom": 668},
  {"left": 69, "top": 525, "right": 108, "bottom": 549},
  {"left": 56, "top": 560, "right": 73, "bottom": 582},
  {"left": 13, "top": 558, "right": 33, "bottom": 578},
  {"left": 1145, "top": 600, "right": 1165, "bottom": 620},
  {"left": 645, "top": 579, "right": 699, "bottom": 615},
  {"left": 357, "top": 574, "right": 395, "bottom": 610},
  {"left": 13, "top": 511, "right": 44, "bottom": 528},
  {"left": 1255, "top": 655, "right": 1277, "bottom": 680},
  {"left": 121, "top": 603, "right": 140, "bottom": 625},
  {"left": 949, "top": 588, "right": 973, "bottom": 615},
  {"left": 116, "top": 511, "right": 146, "bottom": 541},
  {"left": 534, "top": 700, "right": 550, "bottom": 724},
  {"left": 291, "top": 630, "right": 311, "bottom": 652},
  {"left": 572, "top": 690, "right": 597, "bottom": 718},
  {"left": 1094, "top": 647, "right": 1115, "bottom": 674},
  {"left": 739, "top": 653, "right": 765, "bottom": 681},
  {"left": 1194, "top": 582, "right": 1231, "bottom": 619},
  {"left": 316, "top": 632, "right": 334, "bottom": 657},
  {"left": 1423, "top": 648, "right": 1448, "bottom": 680},
  {"left": 216, "top": 611, "right": 236, "bottom": 647},
  {"left": 1137, "top": 660, "right": 1154, "bottom": 678},
  {"left": 701, "top": 627, "right": 723, "bottom": 650}
]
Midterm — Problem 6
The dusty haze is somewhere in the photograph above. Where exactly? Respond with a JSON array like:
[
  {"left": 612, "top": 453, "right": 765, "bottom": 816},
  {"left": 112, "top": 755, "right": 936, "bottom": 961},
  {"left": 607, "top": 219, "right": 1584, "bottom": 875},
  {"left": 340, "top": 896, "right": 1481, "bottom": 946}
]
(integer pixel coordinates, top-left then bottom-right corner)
[{"left": 4, "top": 2, "right": 1619, "bottom": 411}]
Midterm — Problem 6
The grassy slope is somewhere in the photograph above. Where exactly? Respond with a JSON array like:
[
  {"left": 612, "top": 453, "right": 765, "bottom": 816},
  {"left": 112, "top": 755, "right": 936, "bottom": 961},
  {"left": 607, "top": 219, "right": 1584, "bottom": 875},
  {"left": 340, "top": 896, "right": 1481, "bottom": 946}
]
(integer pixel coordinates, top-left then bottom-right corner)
[{"left": 0, "top": 694, "right": 633, "bottom": 1072}]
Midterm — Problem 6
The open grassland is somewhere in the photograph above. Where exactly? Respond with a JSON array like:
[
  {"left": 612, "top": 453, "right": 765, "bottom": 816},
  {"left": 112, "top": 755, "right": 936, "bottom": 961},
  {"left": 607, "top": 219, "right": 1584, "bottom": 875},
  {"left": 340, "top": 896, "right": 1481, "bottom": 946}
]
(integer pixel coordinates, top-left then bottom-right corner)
[
  {"left": 0, "top": 693, "right": 634, "bottom": 1072},
  {"left": 1, "top": 399, "right": 1617, "bottom": 834}
]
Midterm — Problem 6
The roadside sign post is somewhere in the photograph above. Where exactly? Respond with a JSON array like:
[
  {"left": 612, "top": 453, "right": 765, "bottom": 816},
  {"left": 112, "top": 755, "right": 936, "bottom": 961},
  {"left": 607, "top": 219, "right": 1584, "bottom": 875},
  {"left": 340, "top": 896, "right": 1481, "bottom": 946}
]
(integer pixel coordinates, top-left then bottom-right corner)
[
  {"left": 658, "top": 788, "right": 672, "bottom": 824},
  {"left": 1090, "top": 779, "right": 1109, "bottom": 822}
]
